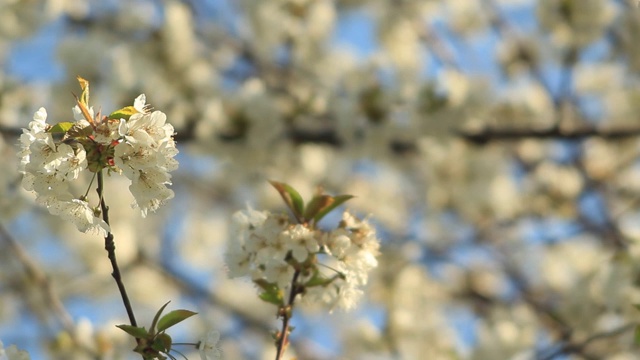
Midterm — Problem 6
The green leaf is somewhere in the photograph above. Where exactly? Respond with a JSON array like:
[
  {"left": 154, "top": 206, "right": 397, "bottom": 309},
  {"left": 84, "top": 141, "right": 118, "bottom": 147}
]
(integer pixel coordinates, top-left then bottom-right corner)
[
  {"left": 313, "top": 194, "right": 355, "bottom": 223},
  {"left": 254, "top": 279, "right": 274, "bottom": 291},
  {"left": 151, "top": 332, "right": 172, "bottom": 353},
  {"left": 635, "top": 326, "right": 640, "bottom": 345},
  {"left": 259, "top": 286, "right": 284, "bottom": 306},
  {"left": 156, "top": 309, "right": 198, "bottom": 332},
  {"left": 150, "top": 301, "right": 171, "bottom": 335},
  {"left": 269, "top": 181, "right": 305, "bottom": 221},
  {"left": 109, "top": 106, "right": 139, "bottom": 120},
  {"left": 304, "top": 268, "right": 334, "bottom": 288},
  {"left": 116, "top": 324, "right": 149, "bottom": 338},
  {"left": 633, "top": 304, "right": 640, "bottom": 313},
  {"left": 48, "top": 122, "right": 75, "bottom": 134}
]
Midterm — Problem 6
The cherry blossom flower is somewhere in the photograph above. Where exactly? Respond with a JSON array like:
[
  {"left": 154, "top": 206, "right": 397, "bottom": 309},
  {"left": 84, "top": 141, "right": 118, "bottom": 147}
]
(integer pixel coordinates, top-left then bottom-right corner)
[
  {"left": 127, "top": 167, "right": 175, "bottom": 217},
  {"left": 198, "top": 330, "right": 222, "bottom": 360}
]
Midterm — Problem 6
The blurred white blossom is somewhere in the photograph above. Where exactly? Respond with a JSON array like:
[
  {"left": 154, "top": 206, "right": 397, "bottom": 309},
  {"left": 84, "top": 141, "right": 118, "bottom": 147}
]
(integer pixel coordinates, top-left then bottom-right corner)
[
  {"left": 537, "top": 0, "right": 616, "bottom": 48},
  {"left": 199, "top": 330, "right": 222, "bottom": 360}
]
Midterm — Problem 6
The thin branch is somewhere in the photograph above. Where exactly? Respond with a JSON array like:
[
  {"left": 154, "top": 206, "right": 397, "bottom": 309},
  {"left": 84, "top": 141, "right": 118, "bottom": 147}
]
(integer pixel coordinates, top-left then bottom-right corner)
[
  {"left": 538, "top": 323, "right": 636, "bottom": 360},
  {"left": 457, "top": 125, "right": 640, "bottom": 145},
  {"left": 275, "top": 270, "right": 302, "bottom": 360},
  {"left": 482, "top": 0, "right": 555, "bottom": 101},
  {"left": 96, "top": 171, "right": 139, "bottom": 331},
  {"left": 414, "top": 21, "right": 461, "bottom": 71}
]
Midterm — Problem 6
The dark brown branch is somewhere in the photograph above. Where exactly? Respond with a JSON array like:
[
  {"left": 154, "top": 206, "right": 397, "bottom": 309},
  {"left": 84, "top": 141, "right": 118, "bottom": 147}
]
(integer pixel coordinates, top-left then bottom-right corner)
[
  {"left": 458, "top": 126, "right": 640, "bottom": 145},
  {"left": 96, "top": 171, "right": 139, "bottom": 334},
  {"left": 538, "top": 323, "right": 636, "bottom": 360},
  {"left": 0, "top": 124, "right": 21, "bottom": 138},
  {"left": 275, "top": 270, "right": 302, "bottom": 360}
]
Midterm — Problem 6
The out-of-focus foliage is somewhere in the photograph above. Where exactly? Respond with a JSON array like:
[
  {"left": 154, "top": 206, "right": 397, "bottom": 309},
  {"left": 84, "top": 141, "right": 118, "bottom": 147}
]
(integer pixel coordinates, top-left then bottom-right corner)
[{"left": 1, "top": 0, "right": 640, "bottom": 358}]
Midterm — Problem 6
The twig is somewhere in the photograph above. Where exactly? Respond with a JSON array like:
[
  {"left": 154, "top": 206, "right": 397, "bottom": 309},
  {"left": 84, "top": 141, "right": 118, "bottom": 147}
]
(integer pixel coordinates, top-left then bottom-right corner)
[
  {"left": 457, "top": 125, "right": 640, "bottom": 145},
  {"left": 538, "top": 323, "right": 636, "bottom": 360},
  {"left": 96, "top": 171, "right": 139, "bottom": 332},
  {"left": 275, "top": 270, "right": 302, "bottom": 360}
]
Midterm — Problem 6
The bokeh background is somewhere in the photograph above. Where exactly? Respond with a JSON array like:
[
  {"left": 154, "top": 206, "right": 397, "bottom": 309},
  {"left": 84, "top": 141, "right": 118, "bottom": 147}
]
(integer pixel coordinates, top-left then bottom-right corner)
[{"left": 2, "top": 0, "right": 640, "bottom": 358}]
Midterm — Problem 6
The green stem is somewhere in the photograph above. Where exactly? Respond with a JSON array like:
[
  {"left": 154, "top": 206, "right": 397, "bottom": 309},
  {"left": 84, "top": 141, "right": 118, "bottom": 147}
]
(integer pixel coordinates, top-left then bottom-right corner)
[
  {"left": 96, "top": 170, "right": 138, "bottom": 331},
  {"left": 83, "top": 171, "right": 97, "bottom": 199}
]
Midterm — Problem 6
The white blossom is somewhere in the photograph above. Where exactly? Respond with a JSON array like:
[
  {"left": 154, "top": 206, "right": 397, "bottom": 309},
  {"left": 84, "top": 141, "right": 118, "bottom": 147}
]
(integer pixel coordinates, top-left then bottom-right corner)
[
  {"left": 127, "top": 167, "right": 175, "bottom": 217},
  {"left": 281, "top": 224, "right": 320, "bottom": 262},
  {"left": 263, "top": 257, "right": 296, "bottom": 289},
  {"left": 198, "top": 330, "right": 222, "bottom": 360},
  {"left": 113, "top": 140, "right": 160, "bottom": 179},
  {"left": 113, "top": 104, "right": 179, "bottom": 217},
  {"left": 121, "top": 110, "right": 175, "bottom": 148},
  {"left": 48, "top": 198, "right": 109, "bottom": 235},
  {"left": 72, "top": 103, "right": 94, "bottom": 122},
  {"left": 93, "top": 118, "right": 124, "bottom": 144},
  {"left": 133, "top": 94, "right": 149, "bottom": 113}
]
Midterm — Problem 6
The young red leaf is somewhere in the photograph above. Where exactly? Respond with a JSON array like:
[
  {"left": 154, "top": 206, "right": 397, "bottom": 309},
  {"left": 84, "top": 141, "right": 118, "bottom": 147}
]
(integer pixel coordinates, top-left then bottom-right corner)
[
  {"left": 269, "top": 181, "right": 305, "bottom": 221},
  {"left": 303, "top": 195, "right": 333, "bottom": 222},
  {"left": 313, "top": 194, "right": 355, "bottom": 223},
  {"left": 77, "top": 76, "right": 90, "bottom": 107},
  {"left": 74, "top": 77, "right": 94, "bottom": 125}
]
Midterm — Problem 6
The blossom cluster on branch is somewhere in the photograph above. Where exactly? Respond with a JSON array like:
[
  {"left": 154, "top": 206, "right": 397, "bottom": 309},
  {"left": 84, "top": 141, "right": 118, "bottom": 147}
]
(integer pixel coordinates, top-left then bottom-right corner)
[
  {"left": 226, "top": 203, "right": 379, "bottom": 312},
  {"left": 17, "top": 78, "right": 178, "bottom": 235}
]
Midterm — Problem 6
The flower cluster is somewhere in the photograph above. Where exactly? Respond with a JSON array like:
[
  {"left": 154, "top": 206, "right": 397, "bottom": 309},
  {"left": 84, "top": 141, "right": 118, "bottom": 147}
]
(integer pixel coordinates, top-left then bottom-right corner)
[
  {"left": 226, "top": 207, "right": 380, "bottom": 311},
  {"left": 18, "top": 79, "right": 177, "bottom": 234}
]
